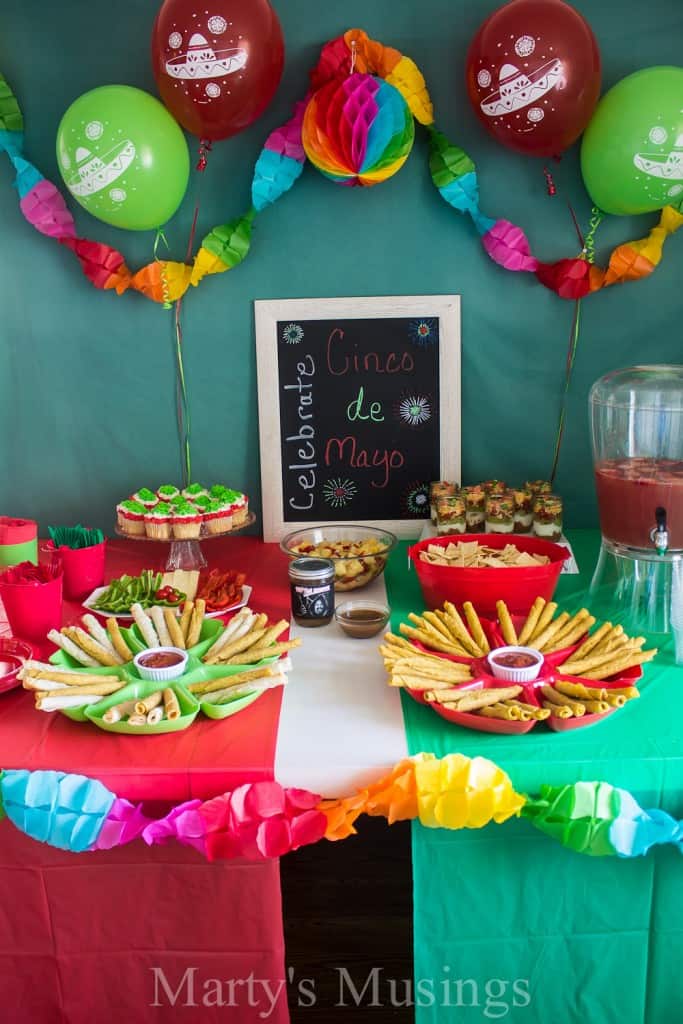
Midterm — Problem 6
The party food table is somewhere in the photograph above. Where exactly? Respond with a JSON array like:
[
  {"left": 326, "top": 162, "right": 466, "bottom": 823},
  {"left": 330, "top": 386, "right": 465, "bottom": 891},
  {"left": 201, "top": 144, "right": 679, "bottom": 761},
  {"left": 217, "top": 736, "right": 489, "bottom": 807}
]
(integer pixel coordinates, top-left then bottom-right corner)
[
  {"left": 386, "top": 530, "right": 683, "bottom": 1024},
  {"left": 1, "top": 529, "right": 682, "bottom": 1024}
]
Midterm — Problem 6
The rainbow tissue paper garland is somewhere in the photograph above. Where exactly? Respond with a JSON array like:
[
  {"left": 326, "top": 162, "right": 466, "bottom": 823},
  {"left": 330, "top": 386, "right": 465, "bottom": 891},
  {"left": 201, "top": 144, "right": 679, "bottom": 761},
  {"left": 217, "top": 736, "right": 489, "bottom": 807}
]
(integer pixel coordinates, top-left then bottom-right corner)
[
  {"left": 1, "top": 29, "right": 681, "bottom": 305},
  {"left": 1, "top": 755, "right": 682, "bottom": 860}
]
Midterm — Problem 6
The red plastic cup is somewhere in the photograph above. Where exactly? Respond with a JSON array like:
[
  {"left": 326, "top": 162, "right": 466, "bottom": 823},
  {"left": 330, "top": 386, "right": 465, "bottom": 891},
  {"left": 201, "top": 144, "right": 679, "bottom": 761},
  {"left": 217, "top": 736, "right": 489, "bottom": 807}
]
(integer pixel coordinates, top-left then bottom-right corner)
[
  {"left": 0, "top": 573, "right": 63, "bottom": 644},
  {"left": 58, "top": 540, "right": 107, "bottom": 601}
]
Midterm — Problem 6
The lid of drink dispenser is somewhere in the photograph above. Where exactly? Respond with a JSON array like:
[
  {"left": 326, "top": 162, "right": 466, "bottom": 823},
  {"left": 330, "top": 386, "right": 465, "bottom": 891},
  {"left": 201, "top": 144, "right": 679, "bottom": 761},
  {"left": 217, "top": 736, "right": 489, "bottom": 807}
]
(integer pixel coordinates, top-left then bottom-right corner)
[{"left": 590, "top": 365, "right": 683, "bottom": 411}]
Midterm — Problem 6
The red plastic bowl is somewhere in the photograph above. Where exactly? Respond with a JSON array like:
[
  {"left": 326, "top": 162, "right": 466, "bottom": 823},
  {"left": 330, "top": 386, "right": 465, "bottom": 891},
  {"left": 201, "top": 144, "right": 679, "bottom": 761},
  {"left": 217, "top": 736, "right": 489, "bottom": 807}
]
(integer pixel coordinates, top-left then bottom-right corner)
[
  {"left": 0, "top": 637, "right": 33, "bottom": 694},
  {"left": 408, "top": 533, "right": 568, "bottom": 616}
]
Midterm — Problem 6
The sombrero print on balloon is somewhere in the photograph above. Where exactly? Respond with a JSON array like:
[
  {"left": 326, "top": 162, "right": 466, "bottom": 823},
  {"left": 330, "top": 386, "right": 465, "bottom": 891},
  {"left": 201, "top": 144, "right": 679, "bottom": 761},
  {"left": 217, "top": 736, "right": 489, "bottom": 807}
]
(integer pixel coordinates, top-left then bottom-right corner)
[
  {"left": 65, "top": 138, "right": 136, "bottom": 200},
  {"left": 165, "top": 31, "right": 247, "bottom": 83},
  {"left": 479, "top": 53, "right": 565, "bottom": 127},
  {"left": 634, "top": 129, "right": 683, "bottom": 207},
  {"left": 465, "top": 0, "right": 601, "bottom": 157},
  {"left": 152, "top": 3, "right": 285, "bottom": 141}
]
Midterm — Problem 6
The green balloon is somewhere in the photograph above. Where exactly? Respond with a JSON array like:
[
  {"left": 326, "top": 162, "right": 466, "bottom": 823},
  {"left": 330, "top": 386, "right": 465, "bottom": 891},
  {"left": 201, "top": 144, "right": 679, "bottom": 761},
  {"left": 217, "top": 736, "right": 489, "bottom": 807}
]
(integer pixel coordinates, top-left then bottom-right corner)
[
  {"left": 581, "top": 66, "right": 683, "bottom": 217},
  {"left": 56, "top": 85, "right": 190, "bottom": 231}
]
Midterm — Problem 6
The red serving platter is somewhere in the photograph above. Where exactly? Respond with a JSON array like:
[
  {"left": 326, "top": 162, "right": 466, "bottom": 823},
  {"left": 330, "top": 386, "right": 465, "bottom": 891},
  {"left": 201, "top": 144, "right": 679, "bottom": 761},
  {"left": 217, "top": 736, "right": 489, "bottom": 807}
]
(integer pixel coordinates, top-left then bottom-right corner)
[{"left": 404, "top": 610, "right": 643, "bottom": 734}]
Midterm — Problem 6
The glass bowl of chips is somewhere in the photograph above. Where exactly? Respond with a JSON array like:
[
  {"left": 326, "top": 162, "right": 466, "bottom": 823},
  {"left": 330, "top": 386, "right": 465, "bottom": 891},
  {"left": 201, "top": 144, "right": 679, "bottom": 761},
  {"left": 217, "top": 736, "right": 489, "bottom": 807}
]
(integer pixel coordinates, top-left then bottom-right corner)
[
  {"left": 281, "top": 526, "right": 397, "bottom": 591},
  {"left": 408, "top": 533, "right": 568, "bottom": 616}
]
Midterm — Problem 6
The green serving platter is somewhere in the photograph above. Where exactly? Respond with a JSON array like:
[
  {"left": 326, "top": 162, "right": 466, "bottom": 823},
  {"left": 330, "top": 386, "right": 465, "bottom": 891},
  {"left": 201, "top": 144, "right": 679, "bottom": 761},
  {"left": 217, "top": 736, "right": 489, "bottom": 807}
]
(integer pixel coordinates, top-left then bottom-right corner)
[
  {"left": 126, "top": 618, "right": 223, "bottom": 659},
  {"left": 178, "top": 658, "right": 279, "bottom": 720},
  {"left": 47, "top": 653, "right": 133, "bottom": 722},
  {"left": 85, "top": 678, "right": 199, "bottom": 735}
]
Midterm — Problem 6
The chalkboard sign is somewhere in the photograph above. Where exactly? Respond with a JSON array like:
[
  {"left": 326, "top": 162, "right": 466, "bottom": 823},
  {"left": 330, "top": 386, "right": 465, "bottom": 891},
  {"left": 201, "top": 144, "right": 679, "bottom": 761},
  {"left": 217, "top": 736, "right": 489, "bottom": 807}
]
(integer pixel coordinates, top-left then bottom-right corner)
[{"left": 255, "top": 296, "right": 460, "bottom": 541}]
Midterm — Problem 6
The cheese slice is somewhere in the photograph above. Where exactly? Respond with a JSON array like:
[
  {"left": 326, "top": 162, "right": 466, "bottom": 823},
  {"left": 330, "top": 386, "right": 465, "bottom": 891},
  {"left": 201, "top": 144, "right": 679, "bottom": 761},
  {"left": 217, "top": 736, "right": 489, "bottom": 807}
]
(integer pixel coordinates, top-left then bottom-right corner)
[{"left": 161, "top": 570, "right": 199, "bottom": 601}]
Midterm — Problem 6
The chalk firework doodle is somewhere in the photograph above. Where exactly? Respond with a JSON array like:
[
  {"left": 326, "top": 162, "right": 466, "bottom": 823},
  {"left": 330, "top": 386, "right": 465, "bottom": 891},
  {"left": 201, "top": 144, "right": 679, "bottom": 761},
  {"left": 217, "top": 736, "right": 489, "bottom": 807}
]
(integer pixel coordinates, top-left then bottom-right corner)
[
  {"left": 403, "top": 482, "right": 430, "bottom": 516},
  {"left": 397, "top": 393, "right": 432, "bottom": 427},
  {"left": 322, "top": 478, "right": 357, "bottom": 509}
]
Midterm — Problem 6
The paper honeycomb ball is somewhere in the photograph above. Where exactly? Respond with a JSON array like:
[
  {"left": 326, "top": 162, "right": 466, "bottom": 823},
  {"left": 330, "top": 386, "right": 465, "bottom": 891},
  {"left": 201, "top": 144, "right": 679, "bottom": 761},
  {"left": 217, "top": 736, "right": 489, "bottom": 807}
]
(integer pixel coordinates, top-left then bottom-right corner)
[{"left": 302, "top": 73, "right": 415, "bottom": 187}]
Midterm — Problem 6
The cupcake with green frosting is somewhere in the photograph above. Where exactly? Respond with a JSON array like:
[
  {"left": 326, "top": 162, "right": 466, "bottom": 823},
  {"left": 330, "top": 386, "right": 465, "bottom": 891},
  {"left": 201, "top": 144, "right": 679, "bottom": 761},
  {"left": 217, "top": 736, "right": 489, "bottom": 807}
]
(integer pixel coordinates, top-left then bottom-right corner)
[
  {"left": 190, "top": 495, "right": 212, "bottom": 525},
  {"left": 144, "top": 502, "right": 172, "bottom": 540},
  {"left": 172, "top": 501, "right": 202, "bottom": 539},
  {"left": 132, "top": 487, "right": 158, "bottom": 509},
  {"left": 205, "top": 499, "right": 232, "bottom": 535},
  {"left": 117, "top": 499, "right": 146, "bottom": 536},
  {"left": 223, "top": 488, "right": 249, "bottom": 526},
  {"left": 157, "top": 484, "right": 180, "bottom": 501},
  {"left": 182, "top": 483, "right": 209, "bottom": 501}
]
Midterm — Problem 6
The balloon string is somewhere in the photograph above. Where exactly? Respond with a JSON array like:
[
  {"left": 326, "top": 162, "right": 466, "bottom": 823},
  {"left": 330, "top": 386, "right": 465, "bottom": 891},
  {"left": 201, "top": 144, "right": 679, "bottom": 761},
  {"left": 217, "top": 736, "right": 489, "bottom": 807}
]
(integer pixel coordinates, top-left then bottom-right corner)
[
  {"left": 153, "top": 230, "right": 173, "bottom": 310},
  {"left": 549, "top": 298, "right": 582, "bottom": 487},
  {"left": 171, "top": 169, "right": 206, "bottom": 486},
  {"left": 543, "top": 166, "right": 557, "bottom": 197},
  {"left": 173, "top": 304, "right": 192, "bottom": 488},
  {"left": 566, "top": 203, "right": 585, "bottom": 251},
  {"left": 197, "top": 138, "right": 213, "bottom": 172},
  {"left": 583, "top": 206, "right": 604, "bottom": 264}
]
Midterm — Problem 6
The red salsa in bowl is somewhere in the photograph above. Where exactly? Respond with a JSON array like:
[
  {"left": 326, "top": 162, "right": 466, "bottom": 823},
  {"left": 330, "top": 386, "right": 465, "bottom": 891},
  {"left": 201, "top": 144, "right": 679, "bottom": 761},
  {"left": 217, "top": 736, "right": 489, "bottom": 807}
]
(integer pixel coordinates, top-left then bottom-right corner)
[
  {"left": 493, "top": 652, "right": 538, "bottom": 669},
  {"left": 134, "top": 646, "right": 188, "bottom": 681},
  {"left": 139, "top": 651, "right": 184, "bottom": 669},
  {"left": 488, "top": 645, "right": 543, "bottom": 682}
]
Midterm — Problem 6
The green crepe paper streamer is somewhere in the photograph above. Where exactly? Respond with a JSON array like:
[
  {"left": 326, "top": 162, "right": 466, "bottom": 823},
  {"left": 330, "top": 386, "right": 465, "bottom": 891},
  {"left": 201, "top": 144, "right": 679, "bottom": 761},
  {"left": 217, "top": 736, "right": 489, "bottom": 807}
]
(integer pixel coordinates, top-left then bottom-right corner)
[
  {"left": 0, "top": 74, "right": 23, "bottom": 132},
  {"left": 202, "top": 209, "right": 255, "bottom": 268},
  {"left": 427, "top": 128, "right": 475, "bottom": 189},
  {"left": 521, "top": 781, "right": 622, "bottom": 856}
]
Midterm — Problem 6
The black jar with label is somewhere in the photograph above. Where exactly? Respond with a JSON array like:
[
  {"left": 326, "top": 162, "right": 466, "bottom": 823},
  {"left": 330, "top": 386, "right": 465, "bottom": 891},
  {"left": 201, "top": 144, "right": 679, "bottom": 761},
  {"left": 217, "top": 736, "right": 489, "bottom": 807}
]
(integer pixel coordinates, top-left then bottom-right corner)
[{"left": 289, "top": 557, "right": 335, "bottom": 627}]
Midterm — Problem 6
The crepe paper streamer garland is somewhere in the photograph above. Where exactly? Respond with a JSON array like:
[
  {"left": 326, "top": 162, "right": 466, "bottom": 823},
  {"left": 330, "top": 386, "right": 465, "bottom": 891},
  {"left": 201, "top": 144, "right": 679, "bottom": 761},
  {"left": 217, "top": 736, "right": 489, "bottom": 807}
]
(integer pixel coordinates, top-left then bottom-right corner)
[
  {"left": 302, "top": 73, "right": 414, "bottom": 186},
  {"left": 3, "top": 28, "right": 681, "bottom": 305},
  {"left": 319, "top": 757, "right": 419, "bottom": 840},
  {"left": 92, "top": 797, "right": 152, "bottom": 851},
  {"left": 521, "top": 781, "right": 683, "bottom": 857},
  {"left": 0, "top": 769, "right": 114, "bottom": 853},
  {"left": 197, "top": 782, "right": 328, "bottom": 861},
  {"left": 1, "top": 760, "right": 683, "bottom": 860},
  {"left": 0, "top": 762, "right": 664, "bottom": 861},
  {"left": 142, "top": 798, "right": 208, "bottom": 856}
]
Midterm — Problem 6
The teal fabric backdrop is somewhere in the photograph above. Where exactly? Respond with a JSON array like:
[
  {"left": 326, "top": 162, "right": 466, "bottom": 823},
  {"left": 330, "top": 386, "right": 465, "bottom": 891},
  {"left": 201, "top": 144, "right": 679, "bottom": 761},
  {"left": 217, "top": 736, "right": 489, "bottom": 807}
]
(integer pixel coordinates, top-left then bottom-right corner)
[{"left": 0, "top": 0, "right": 681, "bottom": 529}]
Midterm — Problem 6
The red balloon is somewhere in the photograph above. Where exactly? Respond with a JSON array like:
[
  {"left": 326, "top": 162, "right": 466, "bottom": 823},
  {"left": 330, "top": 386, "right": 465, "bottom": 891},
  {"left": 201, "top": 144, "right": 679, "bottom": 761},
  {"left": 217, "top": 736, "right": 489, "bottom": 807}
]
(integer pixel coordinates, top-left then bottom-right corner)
[
  {"left": 465, "top": 0, "right": 601, "bottom": 157},
  {"left": 152, "top": 0, "right": 284, "bottom": 141}
]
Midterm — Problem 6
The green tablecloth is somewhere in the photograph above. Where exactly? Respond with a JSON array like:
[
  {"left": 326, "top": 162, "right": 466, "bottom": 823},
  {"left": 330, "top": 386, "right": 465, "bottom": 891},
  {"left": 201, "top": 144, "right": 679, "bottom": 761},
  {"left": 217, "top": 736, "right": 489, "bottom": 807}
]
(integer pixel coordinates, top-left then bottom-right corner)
[{"left": 384, "top": 529, "right": 683, "bottom": 1024}]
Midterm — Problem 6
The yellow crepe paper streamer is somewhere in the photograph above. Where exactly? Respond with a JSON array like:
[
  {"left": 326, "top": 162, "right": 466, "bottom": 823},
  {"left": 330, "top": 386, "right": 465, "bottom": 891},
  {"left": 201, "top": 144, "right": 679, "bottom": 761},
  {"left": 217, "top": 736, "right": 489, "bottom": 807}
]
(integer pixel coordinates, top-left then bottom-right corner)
[
  {"left": 317, "top": 754, "right": 525, "bottom": 839},
  {"left": 414, "top": 753, "right": 525, "bottom": 830}
]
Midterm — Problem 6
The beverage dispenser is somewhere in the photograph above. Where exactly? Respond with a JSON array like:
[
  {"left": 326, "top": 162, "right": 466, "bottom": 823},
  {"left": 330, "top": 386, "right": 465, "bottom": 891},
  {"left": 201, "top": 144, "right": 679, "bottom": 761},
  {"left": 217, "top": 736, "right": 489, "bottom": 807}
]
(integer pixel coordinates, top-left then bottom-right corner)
[{"left": 589, "top": 365, "right": 683, "bottom": 635}]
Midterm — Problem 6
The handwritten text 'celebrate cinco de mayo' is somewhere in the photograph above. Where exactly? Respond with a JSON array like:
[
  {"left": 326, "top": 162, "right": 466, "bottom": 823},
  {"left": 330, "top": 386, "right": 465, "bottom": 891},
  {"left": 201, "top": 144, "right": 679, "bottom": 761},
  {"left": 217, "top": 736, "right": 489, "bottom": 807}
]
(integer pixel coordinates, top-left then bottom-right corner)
[{"left": 284, "top": 327, "right": 416, "bottom": 511}]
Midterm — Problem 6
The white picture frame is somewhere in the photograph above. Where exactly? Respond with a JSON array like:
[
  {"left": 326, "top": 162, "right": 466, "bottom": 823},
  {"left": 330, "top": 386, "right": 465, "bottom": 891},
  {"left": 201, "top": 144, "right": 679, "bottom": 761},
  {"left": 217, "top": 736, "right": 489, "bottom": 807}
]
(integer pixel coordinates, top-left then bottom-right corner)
[{"left": 255, "top": 295, "right": 461, "bottom": 542}]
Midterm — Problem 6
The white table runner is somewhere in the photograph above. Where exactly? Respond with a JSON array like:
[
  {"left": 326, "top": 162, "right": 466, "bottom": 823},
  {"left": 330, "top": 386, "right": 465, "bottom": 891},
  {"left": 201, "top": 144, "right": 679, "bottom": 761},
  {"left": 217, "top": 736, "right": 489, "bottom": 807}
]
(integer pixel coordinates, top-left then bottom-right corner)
[{"left": 274, "top": 576, "right": 408, "bottom": 798}]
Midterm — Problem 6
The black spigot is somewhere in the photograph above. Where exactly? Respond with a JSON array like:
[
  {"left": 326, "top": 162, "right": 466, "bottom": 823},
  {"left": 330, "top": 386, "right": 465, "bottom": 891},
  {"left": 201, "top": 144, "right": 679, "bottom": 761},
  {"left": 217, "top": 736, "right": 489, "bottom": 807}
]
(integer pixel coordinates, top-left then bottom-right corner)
[{"left": 650, "top": 506, "right": 669, "bottom": 555}]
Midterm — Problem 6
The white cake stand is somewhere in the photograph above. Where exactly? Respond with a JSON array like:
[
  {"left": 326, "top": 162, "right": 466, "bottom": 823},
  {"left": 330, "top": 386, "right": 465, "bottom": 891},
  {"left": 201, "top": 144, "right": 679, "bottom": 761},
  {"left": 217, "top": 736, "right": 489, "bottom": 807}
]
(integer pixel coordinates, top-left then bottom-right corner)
[{"left": 115, "top": 513, "right": 256, "bottom": 571}]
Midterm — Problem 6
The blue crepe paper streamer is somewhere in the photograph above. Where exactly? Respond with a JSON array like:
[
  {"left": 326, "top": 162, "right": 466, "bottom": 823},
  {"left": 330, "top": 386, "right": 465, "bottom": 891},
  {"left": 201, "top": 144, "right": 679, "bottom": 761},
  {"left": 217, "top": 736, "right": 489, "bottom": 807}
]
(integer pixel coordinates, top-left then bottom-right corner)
[
  {"left": 251, "top": 150, "right": 305, "bottom": 212},
  {"left": 1, "top": 769, "right": 114, "bottom": 853}
]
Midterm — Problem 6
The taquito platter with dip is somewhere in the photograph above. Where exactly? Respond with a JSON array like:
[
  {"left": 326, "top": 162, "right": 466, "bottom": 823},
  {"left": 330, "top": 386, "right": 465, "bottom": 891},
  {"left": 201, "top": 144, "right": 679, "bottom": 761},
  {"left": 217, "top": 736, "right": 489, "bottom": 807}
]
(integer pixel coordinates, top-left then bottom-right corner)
[
  {"left": 20, "top": 601, "right": 298, "bottom": 730},
  {"left": 382, "top": 596, "right": 655, "bottom": 734}
]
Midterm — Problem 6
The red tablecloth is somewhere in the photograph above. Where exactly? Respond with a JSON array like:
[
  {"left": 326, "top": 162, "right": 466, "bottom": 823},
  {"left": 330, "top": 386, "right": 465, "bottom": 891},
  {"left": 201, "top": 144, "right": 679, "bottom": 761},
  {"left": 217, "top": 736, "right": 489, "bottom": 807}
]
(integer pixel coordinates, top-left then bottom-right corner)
[
  {"left": 0, "top": 536, "right": 292, "bottom": 1024},
  {"left": 0, "top": 537, "right": 291, "bottom": 801},
  {"left": 0, "top": 829, "right": 288, "bottom": 1024}
]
